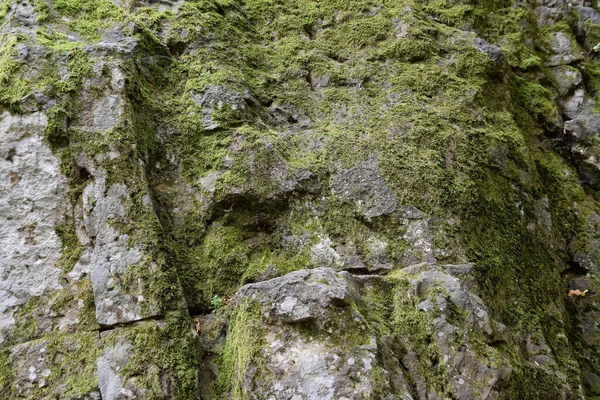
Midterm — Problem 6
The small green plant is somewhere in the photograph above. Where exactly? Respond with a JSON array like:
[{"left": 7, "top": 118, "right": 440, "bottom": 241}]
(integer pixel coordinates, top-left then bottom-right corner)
[
  {"left": 588, "top": 42, "right": 600, "bottom": 56},
  {"left": 210, "top": 295, "right": 223, "bottom": 311}
]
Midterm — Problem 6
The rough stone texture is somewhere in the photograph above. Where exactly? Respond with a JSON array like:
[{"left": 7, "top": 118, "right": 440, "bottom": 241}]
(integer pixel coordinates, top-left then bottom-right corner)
[
  {"left": 0, "top": 111, "right": 68, "bottom": 344},
  {"left": 233, "top": 268, "right": 413, "bottom": 400},
  {"left": 331, "top": 156, "right": 398, "bottom": 219},
  {"left": 97, "top": 337, "right": 134, "bottom": 399},
  {"left": 546, "top": 32, "right": 583, "bottom": 67},
  {"left": 3, "top": 0, "right": 600, "bottom": 398},
  {"left": 237, "top": 268, "right": 354, "bottom": 324},
  {"left": 191, "top": 84, "right": 247, "bottom": 131},
  {"left": 6, "top": 333, "right": 100, "bottom": 399},
  {"left": 82, "top": 182, "right": 147, "bottom": 326},
  {"left": 473, "top": 38, "right": 503, "bottom": 62},
  {"left": 550, "top": 65, "right": 582, "bottom": 96}
]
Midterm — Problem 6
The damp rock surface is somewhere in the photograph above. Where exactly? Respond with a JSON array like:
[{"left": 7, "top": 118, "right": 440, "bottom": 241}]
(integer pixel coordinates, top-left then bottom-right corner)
[{"left": 2, "top": 0, "right": 600, "bottom": 399}]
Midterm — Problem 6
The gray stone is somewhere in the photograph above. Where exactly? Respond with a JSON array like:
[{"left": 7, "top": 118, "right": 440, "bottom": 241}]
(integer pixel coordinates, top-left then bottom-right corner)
[
  {"left": 269, "top": 102, "right": 313, "bottom": 128},
  {"left": 575, "top": 7, "right": 600, "bottom": 39},
  {"left": 6, "top": 333, "right": 100, "bottom": 399},
  {"left": 91, "top": 25, "right": 138, "bottom": 55},
  {"left": 310, "top": 236, "right": 342, "bottom": 268},
  {"left": 473, "top": 38, "right": 504, "bottom": 62},
  {"left": 0, "top": 111, "right": 69, "bottom": 344},
  {"left": 550, "top": 65, "right": 582, "bottom": 96},
  {"left": 564, "top": 109, "right": 600, "bottom": 142},
  {"left": 12, "top": 1, "right": 37, "bottom": 27},
  {"left": 364, "top": 237, "right": 393, "bottom": 271},
  {"left": 82, "top": 182, "right": 150, "bottom": 326},
  {"left": 237, "top": 268, "right": 353, "bottom": 324},
  {"left": 233, "top": 268, "right": 413, "bottom": 400},
  {"left": 546, "top": 32, "right": 583, "bottom": 66},
  {"left": 392, "top": 18, "right": 409, "bottom": 39},
  {"left": 191, "top": 84, "right": 246, "bottom": 131},
  {"left": 535, "top": 6, "right": 565, "bottom": 27},
  {"left": 401, "top": 218, "right": 437, "bottom": 266},
  {"left": 563, "top": 88, "right": 586, "bottom": 119},
  {"left": 310, "top": 75, "right": 330, "bottom": 90},
  {"left": 97, "top": 338, "right": 134, "bottom": 400},
  {"left": 413, "top": 269, "right": 493, "bottom": 335},
  {"left": 331, "top": 156, "right": 398, "bottom": 219}
]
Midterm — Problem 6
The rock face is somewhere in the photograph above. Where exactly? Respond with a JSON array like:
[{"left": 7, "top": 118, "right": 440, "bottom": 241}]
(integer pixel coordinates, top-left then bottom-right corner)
[{"left": 3, "top": 0, "right": 600, "bottom": 399}]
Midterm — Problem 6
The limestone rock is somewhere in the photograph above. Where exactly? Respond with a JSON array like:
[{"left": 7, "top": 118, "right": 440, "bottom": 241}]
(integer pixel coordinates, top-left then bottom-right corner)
[
  {"left": 231, "top": 268, "right": 413, "bottom": 400},
  {"left": 0, "top": 111, "right": 69, "bottom": 345},
  {"left": 3, "top": 0, "right": 600, "bottom": 398},
  {"left": 191, "top": 84, "right": 247, "bottom": 131},
  {"left": 546, "top": 32, "right": 583, "bottom": 66},
  {"left": 236, "top": 268, "right": 354, "bottom": 324},
  {"left": 331, "top": 156, "right": 398, "bottom": 219},
  {"left": 473, "top": 38, "right": 503, "bottom": 62}
]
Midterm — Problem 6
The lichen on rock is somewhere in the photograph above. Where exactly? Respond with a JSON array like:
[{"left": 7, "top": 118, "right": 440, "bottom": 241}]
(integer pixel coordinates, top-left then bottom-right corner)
[{"left": 3, "top": 0, "right": 600, "bottom": 398}]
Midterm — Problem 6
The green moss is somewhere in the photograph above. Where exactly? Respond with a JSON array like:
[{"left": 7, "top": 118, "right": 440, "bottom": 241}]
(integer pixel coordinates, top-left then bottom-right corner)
[
  {"left": 0, "top": 0, "right": 9, "bottom": 21},
  {"left": 49, "top": 0, "right": 124, "bottom": 41},
  {"left": 76, "top": 279, "right": 99, "bottom": 331},
  {"left": 5, "top": 0, "right": 597, "bottom": 394},
  {"left": 216, "top": 298, "right": 266, "bottom": 398},
  {"left": 423, "top": 0, "right": 474, "bottom": 27},
  {"left": 11, "top": 297, "right": 42, "bottom": 344},
  {"left": 0, "top": 34, "right": 31, "bottom": 107},
  {"left": 119, "top": 312, "right": 200, "bottom": 399},
  {"left": 0, "top": 349, "right": 13, "bottom": 398},
  {"left": 515, "top": 79, "right": 560, "bottom": 128},
  {"left": 46, "top": 332, "right": 100, "bottom": 397},
  {"left": 190, "top": 223, "right": 251, "bottom": 307},
  {"left": 35, "top": 27, "right": 82, "bottom": 52},
  {"left": 54, "top": 223, "right": 83, "bottom": 272}
]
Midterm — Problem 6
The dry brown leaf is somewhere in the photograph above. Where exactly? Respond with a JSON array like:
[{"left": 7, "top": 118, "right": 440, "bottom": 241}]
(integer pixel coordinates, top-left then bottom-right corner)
[{"left": 568, "top": 289, "right": 588, "bottom": 297}]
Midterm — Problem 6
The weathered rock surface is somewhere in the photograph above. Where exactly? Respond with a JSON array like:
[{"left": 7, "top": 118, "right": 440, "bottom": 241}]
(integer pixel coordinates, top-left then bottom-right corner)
[
  {"left": 0, "top": 110, "right": 69, "bottom": 345},
  {"left": 331, "top": 156, "right": 398, "bottom": 219},
  {"left": 3, "top": 0, "right": 600, "bottom": 398}
]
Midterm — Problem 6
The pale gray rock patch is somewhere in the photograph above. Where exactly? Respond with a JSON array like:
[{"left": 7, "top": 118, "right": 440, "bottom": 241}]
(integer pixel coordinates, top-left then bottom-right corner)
[
  {"left": 546, "top": 32, "right": 583, "bottom": 66},
  {"left": 83, "top": 182, "right": 149, "bottom": 326},
  {"left": 0, "top": 111, "right": 69, "bottom": 344},
  {"left": 92, "top": 95, "right": 123, "bottom": 132},
  {"left": 7, "top": 334, "right": 101, "bottom": 399},
  {"left": 237, "top": 268, "right": 353, "bottom": 323},
  {"left": 550, "top": 65, "right": 582, "bottom": 96},
  {"left": 97, "top": 338, "right": 134, "bottom": 400},
  {"left": 234, "top": 268, "right": 412, "bottom": 399},
  {"left": 310, "top": 235, "right": 342, "bottom": 268},
  {"left": 473, "top": 38, "right": 504, "bottom": 62}
]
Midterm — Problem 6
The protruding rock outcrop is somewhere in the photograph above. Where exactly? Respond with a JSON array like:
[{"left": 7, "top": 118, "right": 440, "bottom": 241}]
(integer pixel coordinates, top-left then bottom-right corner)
[{"left": 3, "top": 0, "right": 600, "bottom": 398}]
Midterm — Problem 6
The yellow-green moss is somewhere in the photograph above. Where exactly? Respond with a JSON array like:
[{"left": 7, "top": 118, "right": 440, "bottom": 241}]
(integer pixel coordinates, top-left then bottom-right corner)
[
  {"left": 0, "top": 34, "right": 30, "bottom": 107},
  {"left": 216, "top": 299, "right": 266, "bottom": 399}
]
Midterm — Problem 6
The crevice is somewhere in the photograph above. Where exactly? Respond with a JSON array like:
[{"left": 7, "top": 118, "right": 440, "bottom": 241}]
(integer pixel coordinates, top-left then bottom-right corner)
[
  {"left": 97, "top": 315, "right": 165, "bottom": 333},
  {"left": 306, "top": 69, "right": 314, "bottom": 91},
  {"left": 343, "top": 267, "right": 390, "bottom": 277},
  {"left": 556, "top": 122, "right": 592, "bottom": 188},
  {"left": 561, "top": 260, "right": 589, "bottom": 277},
  {"left": 5, "top": 147, "right": 16, "bottom": 162},
  {"left": 303, "top": 23, "right": 315, "bottom": 40},
  {"left": 487, "top": 338, "right": 507, "bottom": 348},
  {"left": 166, "top": 40, "right": 186, "bottom": 58},
  {"left": 188, "top": 305, "right": 212, "bottom": 317}
]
